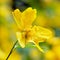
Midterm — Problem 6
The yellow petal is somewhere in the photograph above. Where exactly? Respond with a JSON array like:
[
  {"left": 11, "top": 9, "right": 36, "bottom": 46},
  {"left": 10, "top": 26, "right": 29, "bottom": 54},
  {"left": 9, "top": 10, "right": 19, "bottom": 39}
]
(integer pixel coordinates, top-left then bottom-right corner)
[
  {"left": 21, "top": 7, "right": 37, "bottom": 29},
  {"left": 32, "top": 26, "right": 53, "bottom": 41},
  {"left": 12, "top": 9, "right": 23, "bottom": 30},
  {"left": 16, "top": 32, "right": 25, "bottom": 48},
  {"left": 33, "top": 41, "right": 44, "bottom": 53}
]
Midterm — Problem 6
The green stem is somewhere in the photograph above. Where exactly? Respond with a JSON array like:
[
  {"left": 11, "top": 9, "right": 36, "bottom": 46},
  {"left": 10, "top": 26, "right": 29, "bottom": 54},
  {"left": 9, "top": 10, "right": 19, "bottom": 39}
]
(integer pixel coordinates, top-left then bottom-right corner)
[{"left": 6, "top": 40, "right": 18, "bottom": 60}]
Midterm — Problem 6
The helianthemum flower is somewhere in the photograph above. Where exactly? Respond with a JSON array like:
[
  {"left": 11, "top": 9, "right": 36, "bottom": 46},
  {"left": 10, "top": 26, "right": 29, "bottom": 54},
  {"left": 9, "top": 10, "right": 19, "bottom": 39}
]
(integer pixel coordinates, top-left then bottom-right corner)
[{"left": 12, "top": 7, "right": 53, "bottom": 52}]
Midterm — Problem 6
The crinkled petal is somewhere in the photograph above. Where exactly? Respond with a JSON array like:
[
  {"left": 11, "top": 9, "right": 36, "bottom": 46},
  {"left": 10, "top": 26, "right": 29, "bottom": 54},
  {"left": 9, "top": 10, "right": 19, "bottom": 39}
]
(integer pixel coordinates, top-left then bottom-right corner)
[{"left": 31, "top": 26, "right": 53, "bottom": 42}]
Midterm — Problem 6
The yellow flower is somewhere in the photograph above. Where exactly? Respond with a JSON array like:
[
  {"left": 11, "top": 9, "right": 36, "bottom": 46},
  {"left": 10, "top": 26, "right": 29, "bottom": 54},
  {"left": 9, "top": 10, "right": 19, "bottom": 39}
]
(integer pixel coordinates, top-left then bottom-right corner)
[
  {"left": 45, "top": 50, "right": 56, "bottom": 60},
  {"left": 53, "top": 45, "right": 60, "bottom": 59},
  {"left": 12, "top": 7, "right": 53, "bottom": 52}
]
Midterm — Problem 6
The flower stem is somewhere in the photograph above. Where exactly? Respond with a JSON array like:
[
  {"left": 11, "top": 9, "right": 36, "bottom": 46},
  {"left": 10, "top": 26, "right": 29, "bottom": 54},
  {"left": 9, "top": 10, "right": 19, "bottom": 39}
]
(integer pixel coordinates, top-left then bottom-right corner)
[{"left": 6, "top": 40, "right": 18, "bottom": 60}]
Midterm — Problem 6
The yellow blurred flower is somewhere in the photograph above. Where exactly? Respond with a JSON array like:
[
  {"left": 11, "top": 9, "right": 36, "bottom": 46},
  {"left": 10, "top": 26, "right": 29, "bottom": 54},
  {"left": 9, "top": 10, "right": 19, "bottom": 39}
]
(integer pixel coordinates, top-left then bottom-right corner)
[
  {"left": 0, "top": 26, "right": 9, "bottom": 40},
  {"left": 47, "top": 37, "right": 60, "bottom": 46},
  {"left": 12, "top": 7, "right": 53, "bottom": 52},
  {"left": 0, "top": 49, "right": 6, "bottom": 60},
  {"left": 45, "top": 37, "right": 60, "bottom": 60},
  {"left": 53, "top": 46, "right": 60, "bottom": 60},
  {"left": 45, "top": 50, "right": 56, "bottom": 60}
]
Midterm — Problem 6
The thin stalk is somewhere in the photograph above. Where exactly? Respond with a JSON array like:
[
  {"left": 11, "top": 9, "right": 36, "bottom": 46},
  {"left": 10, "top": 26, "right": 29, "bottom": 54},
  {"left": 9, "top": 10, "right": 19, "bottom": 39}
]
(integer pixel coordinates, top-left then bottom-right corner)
[{"left": 6, "top": 40, "right": 18, "bottom": 60}]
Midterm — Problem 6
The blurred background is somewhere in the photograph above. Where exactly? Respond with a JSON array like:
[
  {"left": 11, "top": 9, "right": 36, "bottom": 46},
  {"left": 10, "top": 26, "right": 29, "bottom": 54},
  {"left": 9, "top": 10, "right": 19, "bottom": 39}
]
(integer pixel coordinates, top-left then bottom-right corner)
[{"left": 0, "top": 0, "right": 60, "bottom": 60}]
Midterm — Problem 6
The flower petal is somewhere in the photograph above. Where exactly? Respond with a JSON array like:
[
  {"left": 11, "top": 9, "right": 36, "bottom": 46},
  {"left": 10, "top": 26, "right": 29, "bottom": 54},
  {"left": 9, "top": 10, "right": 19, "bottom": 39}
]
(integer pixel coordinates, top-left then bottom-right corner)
[
  {"left": 31, "top": 26, "right": 53, "bottom": 42},
  {"left": 33, "top": 41, "right": 44, "bottom": 53},
  {"left": 32, "top": 26, "right": 53, "bottom": 39},
  {"left": 21, "top": 7, "right": 37, "bottom": 29},
  {"left": 12, "top": 9, "right": 23, "bottom": 30},
  {"left": 16, "top": 32, "right": 25, "bottom": 48}
]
